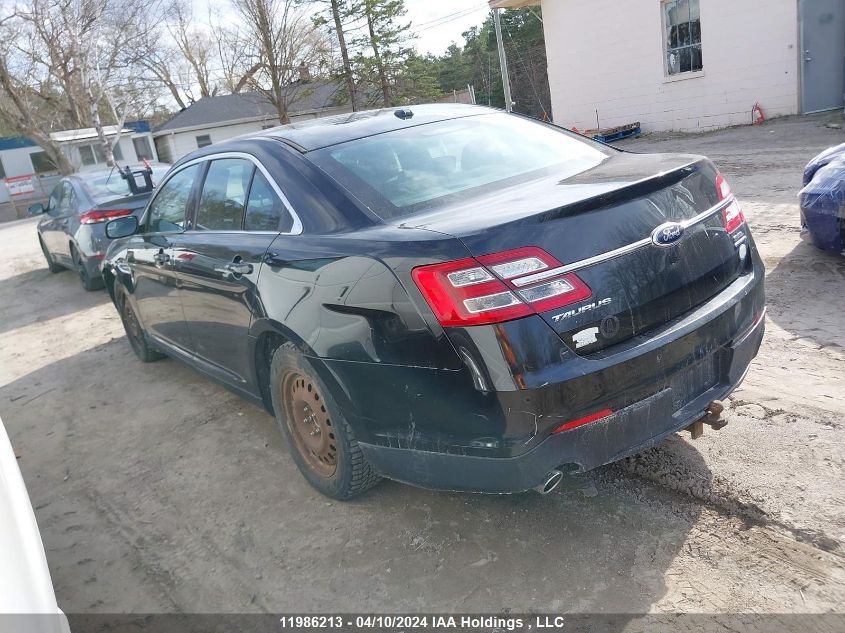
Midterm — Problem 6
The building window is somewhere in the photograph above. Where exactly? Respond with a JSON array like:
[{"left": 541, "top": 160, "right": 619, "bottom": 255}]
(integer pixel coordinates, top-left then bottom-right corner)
[
  {"left": 79, "top": 145, "right": 97, "bottom": 166},
  {"left": 79, "top": 142, "right": 124, "bottom": 166},
  {"left": 196, "top": 134, "right": 212, "bottom": 149},
  {"left": 30, "top": 151, "right": 58, "bottom": 174},
  {"left": 664, "top": 0, "right": 702, "bottom": 75},
  {"left": 133, "top": 136, "right": 154, "bottom": 161},
  {"left": 0, "top": 157, "right": 6, "bottom": 180}
]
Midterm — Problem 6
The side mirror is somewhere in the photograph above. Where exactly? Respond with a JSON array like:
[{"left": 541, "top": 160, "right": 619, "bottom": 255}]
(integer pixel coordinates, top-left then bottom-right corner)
[
  {"left": 106, "top": 215, "right": 139, "bottom": 239},
  {"left": 27, "top": 202, "right": 45, "bottom": 215}
]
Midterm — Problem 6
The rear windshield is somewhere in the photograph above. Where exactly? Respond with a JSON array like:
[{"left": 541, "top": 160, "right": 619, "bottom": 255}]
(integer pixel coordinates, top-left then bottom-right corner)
[
  {"left": 82, "top": 166, "right": 171, "bottom": 202},
  {"left": 308, "top": 113, "right": 613, "bottom": 220}
]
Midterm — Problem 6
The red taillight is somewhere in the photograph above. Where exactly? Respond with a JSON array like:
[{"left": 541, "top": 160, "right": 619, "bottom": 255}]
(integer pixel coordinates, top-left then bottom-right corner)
[
  {"left": 715, "top": 173, "right": 745, "bottom": 233},
  {"left": 79, "top": 209, "right": 133, "bottom": 225},
  {"left": 551, "top": 408, "right": 613, "bottom": 434},
  {"left": 411, "top": 246, "right": 592, "bottom": 327}
]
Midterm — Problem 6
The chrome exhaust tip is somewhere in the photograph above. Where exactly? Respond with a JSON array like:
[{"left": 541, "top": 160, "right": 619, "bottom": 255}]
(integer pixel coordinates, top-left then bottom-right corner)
[{"left": 534, "top": 470, "right": 564, "bottom": 495}]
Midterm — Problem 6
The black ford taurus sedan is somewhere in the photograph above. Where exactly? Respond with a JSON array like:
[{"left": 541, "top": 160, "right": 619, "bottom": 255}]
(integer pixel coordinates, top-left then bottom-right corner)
[{"left": 101, "top": 104, "right": 765, "bottom": 499}]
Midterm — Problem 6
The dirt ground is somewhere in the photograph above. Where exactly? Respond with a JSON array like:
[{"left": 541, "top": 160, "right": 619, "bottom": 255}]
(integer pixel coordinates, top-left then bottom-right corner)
[{"left": 1, "top": 113, "right": 843, "bottom": 618}]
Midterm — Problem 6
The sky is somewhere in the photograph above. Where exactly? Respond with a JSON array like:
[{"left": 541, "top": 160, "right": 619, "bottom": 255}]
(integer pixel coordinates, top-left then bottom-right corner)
[{"left": 404, "top": 0, "right": 492, "bottom": 55}]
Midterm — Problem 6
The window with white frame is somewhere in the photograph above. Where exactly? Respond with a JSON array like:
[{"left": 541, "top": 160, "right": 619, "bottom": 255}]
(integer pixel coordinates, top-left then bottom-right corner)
[
  {"left": 79, "top": 142, "right": 123, "bottom": 166},
  {"left": 664, "top": 0, "right": 702, "bottom": 75}
]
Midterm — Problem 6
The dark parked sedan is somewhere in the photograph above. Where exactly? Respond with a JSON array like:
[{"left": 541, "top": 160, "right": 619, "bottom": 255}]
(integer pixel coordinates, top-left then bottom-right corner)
[
  {"left": 32, "top": 165, "right": 170, "bottom": 290},
  {"left": 101, "top": 104, "right": 765, "bottom": 499}
]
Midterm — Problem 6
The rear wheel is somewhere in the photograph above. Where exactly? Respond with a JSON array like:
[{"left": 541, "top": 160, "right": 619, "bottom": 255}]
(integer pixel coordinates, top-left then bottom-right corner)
[
  {"left": 116, "top": 286, "right": 165, "bottom": 363},
  {"left": 39, "top": 237, "right": 62, "bottom": 273},
  {"left": 72, "top": 247, "right": 104, "bottom": 291},
  {"left": 270, "top": 343, "right": 380, "bottom": 499}
]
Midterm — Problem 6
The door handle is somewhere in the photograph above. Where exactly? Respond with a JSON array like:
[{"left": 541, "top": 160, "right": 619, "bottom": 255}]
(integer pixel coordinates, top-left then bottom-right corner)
[{"left": 224, "top": 262, "right": 253, "bottom": 276}]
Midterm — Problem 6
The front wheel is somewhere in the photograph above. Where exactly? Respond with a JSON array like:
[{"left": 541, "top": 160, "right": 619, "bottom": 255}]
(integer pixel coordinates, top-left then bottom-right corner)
[
  {"left": 270, "top": 343, "right": 380, "bottom": 500},
  {"left": 115, "top": 286, "right": 165, "bottom": 363}
]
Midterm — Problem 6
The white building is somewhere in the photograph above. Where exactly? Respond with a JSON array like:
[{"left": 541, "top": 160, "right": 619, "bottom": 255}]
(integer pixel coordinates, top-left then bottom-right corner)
[
  {"left": 491, "top": 0, "right": 845, "bottom": 132},
  {"left": 152, "top": 81, "right": 352, "bottom": 163},
  {"left": 0, "top": 121, "right": 158, "bottom": 205}
]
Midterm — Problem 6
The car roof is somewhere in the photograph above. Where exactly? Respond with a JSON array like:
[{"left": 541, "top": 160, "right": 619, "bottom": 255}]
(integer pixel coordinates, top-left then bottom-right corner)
[{"left": 256, "top": 103, "right": 494, "bottom": 152}]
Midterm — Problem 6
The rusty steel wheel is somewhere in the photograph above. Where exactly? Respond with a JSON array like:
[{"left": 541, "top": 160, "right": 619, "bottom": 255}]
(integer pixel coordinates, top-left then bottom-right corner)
[
  {"left": 270, "top": 342, "right": 380, "bottom": 499},
  {"left": 282, "top": 371, "right": 338, "bottom": 478}
]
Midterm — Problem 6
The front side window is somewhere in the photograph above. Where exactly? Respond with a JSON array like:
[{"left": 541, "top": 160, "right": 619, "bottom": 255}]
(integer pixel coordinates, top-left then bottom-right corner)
[
  {"left": 58, "top": 182, "right": 76, "bottom": 214},
  {"left": 147, "top": 164, "right": 200, "bottom": 233},
  {"left": 47, "top": 184, "right": 62, "bottom": 215},
  {"left": 195, "top": 159, "right": 253, "bottom": 230},
  {"left": 664, "top": 0, "right": 702, "bottom": 75},
  {"left": 309, "top": 113, "right": 611, "bottom": 219}
]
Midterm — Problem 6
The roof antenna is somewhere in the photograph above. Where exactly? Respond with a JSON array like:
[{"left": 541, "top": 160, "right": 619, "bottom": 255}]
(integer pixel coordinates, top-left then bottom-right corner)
[{"left": 394, "top": 108, "right": 413, "bottom": 120}]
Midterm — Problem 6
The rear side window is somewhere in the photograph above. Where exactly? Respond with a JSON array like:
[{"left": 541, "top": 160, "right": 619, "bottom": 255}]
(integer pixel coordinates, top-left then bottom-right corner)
[
  {"left": 196, "top": 159, "right": 253, "bottom": 231},
  {"left": 148, "top": 164, "right": 200, "bottom": 233},
  {"left": 309, "top": 113, "right": 612, "bottom": 219},
  {"left": 245, "top": 171, "right": 290, "bottom": 232}
]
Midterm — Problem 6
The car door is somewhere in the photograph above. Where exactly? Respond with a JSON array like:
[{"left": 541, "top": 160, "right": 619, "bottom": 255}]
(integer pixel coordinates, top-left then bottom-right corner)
[
  {"left": 173, "top": 156, "right": 292, "bottom": 388},
  {"left": 42, "top": 181, "right": 75, "bottom": 259},
  {"left": 39, "top": 184, "right": 65, "bottom": 257},
  {"left": 129, "top": 163, "right": 202, "bottom": 353}
]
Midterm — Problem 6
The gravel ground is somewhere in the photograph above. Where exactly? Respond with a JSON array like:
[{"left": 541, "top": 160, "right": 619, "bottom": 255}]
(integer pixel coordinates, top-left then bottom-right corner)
[{"left": 0, "top": 113, "right": 843, "bottom": 617}]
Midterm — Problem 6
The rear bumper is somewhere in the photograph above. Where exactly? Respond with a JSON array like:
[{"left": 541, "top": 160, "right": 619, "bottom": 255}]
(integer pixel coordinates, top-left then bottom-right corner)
[{"left": 359, "top": 308, "right": 764, "bottom": 493}]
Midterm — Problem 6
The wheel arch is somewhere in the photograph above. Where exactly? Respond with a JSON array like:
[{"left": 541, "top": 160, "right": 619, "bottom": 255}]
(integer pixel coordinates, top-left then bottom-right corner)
[{"left": 250, "top": 319, "right": 354, "bottom": 424}]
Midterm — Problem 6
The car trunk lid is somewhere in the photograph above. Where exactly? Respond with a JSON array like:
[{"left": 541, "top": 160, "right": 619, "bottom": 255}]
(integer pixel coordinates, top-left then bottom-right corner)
[{"left": 405, "top": 152, "right": 747, "bottom": 354}]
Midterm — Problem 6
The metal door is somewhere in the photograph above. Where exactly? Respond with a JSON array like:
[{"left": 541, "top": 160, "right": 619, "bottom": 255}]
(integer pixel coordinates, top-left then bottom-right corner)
[{"left": 801, "top": 0, "right": 845, "bottom": 113}]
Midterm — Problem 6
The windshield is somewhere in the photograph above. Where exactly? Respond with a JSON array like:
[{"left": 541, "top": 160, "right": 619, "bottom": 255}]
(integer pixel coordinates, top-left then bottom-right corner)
[
  {"left": 309, "top": 113, "right": 613, "bottom": 220},
  {"left": 82, "top": 166, "right": 171, "bottom": 202}
]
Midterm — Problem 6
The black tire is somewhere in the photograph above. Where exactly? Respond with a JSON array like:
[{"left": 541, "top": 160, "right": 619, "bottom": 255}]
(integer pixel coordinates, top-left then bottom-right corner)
[
  {"left": 39, "top": 237, "right": 63, "bottom": 273},
  {"left": 270, "top": 343, "right": 380, "bottom": 500},
  {"left": 115, "top": 285, "right": 165, "bottom": 363},
  {"left": 72, "top": 246, "right": 104, "bottom": 291}
]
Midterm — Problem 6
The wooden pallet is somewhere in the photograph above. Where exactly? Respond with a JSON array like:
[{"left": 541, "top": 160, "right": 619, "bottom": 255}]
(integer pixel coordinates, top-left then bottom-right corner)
[{"left": 584, "top": 122, "right": 641, "bottom": 143}]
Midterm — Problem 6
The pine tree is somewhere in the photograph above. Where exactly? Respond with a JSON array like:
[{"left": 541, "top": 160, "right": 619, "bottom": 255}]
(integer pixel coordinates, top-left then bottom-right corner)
[{"left": 348, "top": 0, "right": 410, "bottom": 107}]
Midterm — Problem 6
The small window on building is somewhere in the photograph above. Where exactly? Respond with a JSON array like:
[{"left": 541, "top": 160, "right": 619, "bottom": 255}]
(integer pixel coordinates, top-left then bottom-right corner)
[
  {"left": 79, "top": 145, "right": 97, "bottom": 166},
  {"left": 196, "top": 134, "right": 212, "bottom": 149},
  {"left": 30, "top": 151, "right": 58, "bottom": 174},
  {"left": 0, "top": 158, "right": 6, "bottom": 180},
  {"left": 664, "top": 0, "right": 702, "bottom": 75},
  {"left": 113, "top": 142, "right": 124, "bottom": 162},
  {"left": 133, "top": 136, "right": 154, "bottom": 161}
]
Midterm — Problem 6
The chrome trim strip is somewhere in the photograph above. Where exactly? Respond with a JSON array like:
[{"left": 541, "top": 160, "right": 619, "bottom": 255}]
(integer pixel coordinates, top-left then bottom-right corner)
[
  {"left": 147, "top": 151, "right": 303, "bottom": 236},
  {"left": 511, "top": 196, "right": 734, "bottom": 287}
]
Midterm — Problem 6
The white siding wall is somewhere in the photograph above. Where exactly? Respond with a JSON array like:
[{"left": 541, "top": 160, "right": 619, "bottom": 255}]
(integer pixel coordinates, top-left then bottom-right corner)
[
  {"left": 0, "top": 146, "right": 45, "bottom": 178},
  {"left": 153, "top": 106, "right": 354, "bottom": 163},
  {"left": 158, "top": 121, "right": 267, "bottom": 164},
  {"left": 540, "top": 0, "right": 800, "bottom": 132},
  {"left": 0, "top": 146, "right": 60, "bottom": 205}
]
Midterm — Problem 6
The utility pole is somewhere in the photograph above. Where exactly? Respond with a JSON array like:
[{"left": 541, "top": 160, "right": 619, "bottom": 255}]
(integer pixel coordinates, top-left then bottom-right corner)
[{"left": 492, "top": 8, "right": 513, "bottom": 112}]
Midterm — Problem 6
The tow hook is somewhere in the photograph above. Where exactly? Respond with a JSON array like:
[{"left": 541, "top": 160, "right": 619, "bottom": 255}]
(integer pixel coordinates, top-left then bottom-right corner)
[{"left": 686, "top": 400, "right": 727, "bottom": 440}]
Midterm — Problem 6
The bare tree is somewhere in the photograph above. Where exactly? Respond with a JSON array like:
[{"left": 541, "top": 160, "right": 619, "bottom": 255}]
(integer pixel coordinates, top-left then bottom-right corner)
[
  {"left": 0, "top": 0, "right": 167, "bottom": 172},
  {"left": 231, "top": 0, "right": 331, "bottom": 124}
]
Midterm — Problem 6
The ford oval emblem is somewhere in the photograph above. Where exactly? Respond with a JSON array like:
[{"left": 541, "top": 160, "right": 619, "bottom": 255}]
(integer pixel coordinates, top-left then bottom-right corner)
[{"left": 651, "top": 222, "right": 685, "bottom": 248}]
